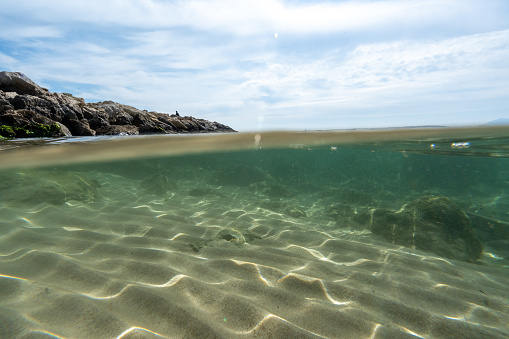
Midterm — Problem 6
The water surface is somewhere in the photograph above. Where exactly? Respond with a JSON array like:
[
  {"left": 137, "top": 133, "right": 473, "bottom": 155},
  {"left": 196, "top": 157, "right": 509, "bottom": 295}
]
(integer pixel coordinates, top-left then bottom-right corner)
[{"left": 1, "top": 127, "right": 508, "bottom": 338}]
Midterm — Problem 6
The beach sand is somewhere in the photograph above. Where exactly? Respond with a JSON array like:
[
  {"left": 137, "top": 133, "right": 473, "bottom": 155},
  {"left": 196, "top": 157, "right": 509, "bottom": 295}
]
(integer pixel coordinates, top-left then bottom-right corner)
[{"left": 0, "top": 170, "right": 508, "bottom": 339}]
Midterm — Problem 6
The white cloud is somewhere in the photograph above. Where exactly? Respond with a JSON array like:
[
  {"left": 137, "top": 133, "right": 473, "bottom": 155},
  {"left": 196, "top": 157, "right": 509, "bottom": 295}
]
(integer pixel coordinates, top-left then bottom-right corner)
[
  {"left": 0, "top": 25, "right": 62, "bottom": 40},
  {"left": 1, "top": 0, "right": 508, "bottom": 131},
  {"left": 239, "top": 29, "right": 509, "bottom": 109},
  {"left": 0, "top": 52, "right": 18, "bottom": 67},
  {"left": 4, "top": 0, "right": 508, "bottom": 37}
]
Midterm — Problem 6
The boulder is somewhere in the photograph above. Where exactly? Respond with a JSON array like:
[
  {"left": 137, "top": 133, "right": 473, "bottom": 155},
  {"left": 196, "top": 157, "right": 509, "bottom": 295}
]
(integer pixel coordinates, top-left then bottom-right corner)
[
  {"left": 0, "top": 71, "right": 47, "bottom": 95},
  {"left": 82, "top": 106, "right": 110, "bottom": 130},
  {"left": 370, "top": 196, "right": 483, "bottom": 262},
  {"left": 64, "top": 118, "right": 96, "bottom": 136}
]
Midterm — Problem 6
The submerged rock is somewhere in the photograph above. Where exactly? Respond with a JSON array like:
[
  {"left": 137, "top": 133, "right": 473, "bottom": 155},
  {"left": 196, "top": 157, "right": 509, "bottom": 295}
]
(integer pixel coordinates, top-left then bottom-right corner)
[
  {"left": 0, "top": 171, "right": 101, "bottom": 205},
  {"left": 139, "top": 173, "right": 177, "bottom": 196},
  {"left": 326, "top": 203, "right": 371, "bottom": 229},
  {"left": 370, "top": 196, "right": 483, "bottom": 262},
  {"left": 188, "top": 228, "right": 262, "bottom": 253},
  {"left": 217, "top": 228, "right": 246, "bottom": 246}
]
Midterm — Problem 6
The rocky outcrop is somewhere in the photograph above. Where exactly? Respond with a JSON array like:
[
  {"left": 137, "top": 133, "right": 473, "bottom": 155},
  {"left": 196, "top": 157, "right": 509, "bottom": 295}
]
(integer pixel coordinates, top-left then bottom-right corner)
[{"left": 0, "top": 71, "right": 236, "bottom": 138}]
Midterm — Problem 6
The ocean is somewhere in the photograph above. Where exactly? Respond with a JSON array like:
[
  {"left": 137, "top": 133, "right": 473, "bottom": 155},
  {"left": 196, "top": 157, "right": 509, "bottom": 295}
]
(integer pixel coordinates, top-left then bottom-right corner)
[{"left": 0, "top": 127, "right": 508, "bottom": 338}]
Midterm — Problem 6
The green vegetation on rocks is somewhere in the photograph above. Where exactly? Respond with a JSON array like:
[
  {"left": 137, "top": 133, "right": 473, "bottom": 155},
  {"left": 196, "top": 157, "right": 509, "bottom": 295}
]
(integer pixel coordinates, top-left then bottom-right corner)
[{"left": 0, "top": 123, "right": 61, "bottom": 138}]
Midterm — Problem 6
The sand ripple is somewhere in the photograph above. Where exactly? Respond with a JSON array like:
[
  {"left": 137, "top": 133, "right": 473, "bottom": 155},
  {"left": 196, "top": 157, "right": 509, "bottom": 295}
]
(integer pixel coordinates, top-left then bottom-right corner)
[{"left": 1, "top": 176, "right": 508, "bottom": 338}]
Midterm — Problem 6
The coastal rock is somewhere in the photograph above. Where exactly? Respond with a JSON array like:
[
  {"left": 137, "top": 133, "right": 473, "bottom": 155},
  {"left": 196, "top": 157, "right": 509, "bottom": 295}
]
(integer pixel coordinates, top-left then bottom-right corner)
[
  {"left": 96, "top": 125, "right": 139, "bottom": 136},
  {"left": 0, "top": 71, "right": 236, "bottom": 138},
  {"left": 64, "top": 118, "right": 96, "bottom": 136},
  {"left": 82, "top": 106, "right": 110, "bottom": 130},
  {"left": 0, "top": 71, "right": 47, "bottom": 95},
  {"left": 370, "top": 196, "right": 483, "bottom": 262}
]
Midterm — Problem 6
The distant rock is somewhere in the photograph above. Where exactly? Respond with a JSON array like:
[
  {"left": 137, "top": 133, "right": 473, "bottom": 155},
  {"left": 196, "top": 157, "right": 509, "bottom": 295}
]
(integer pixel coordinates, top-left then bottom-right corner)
[
  {"left": 484, "top": 118, "right": 509, "bottom": 126},
  {"left": 0, "top": 71, "right": 236, "bottom": 138},
  {"left": 370, "top": 196, "right": 483, "bottom": 262}
]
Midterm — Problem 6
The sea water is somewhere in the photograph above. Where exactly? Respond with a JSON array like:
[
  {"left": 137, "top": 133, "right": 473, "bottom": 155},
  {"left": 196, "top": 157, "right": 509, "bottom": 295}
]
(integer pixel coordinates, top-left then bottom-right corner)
[{"left": 0, "top": 127, "right": 508, "bottom": 338}]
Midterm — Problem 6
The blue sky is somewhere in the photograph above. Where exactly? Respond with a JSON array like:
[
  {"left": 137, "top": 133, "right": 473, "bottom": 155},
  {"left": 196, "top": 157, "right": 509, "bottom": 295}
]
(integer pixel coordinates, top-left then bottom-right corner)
[{"left": 1, "top": 0, "right": 508, "bottom": 131}]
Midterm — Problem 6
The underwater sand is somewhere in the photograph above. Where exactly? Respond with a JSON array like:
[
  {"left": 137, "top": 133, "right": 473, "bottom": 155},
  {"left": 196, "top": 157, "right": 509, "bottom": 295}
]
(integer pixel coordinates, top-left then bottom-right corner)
[{"left": 1, "top": 129, "right": 509, "bottom": 338}]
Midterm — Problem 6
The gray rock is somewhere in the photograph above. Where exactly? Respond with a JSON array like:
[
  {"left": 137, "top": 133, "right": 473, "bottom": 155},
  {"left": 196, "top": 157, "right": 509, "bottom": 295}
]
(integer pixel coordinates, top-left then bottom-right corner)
[
  {"left": 96, "top": 125, "right": 139, "bottom": 136},
  {"left": 64, "top": 118, "right": 96, "bottom": 136},
  {"left": 0, "top": 71, "right": 47, "bottom": 95},
  {"left": 0, "top": 71, "right": 236, "bottom": 138},
  {"left": 82, "top": 106, "right": 110, "bottom": 130}
]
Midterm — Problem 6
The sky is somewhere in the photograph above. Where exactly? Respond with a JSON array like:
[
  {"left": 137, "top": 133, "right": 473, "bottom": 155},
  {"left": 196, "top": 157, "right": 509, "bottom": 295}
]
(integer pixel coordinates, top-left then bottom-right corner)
[{"left": 1, "top": 0, "right": 508, "bottom": 132}]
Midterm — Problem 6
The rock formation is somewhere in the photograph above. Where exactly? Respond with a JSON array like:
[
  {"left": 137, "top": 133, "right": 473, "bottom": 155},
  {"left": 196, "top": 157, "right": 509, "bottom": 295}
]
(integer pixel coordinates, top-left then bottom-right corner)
[{"left": 0, "top": 71, "right": 236, "bottom": 138}]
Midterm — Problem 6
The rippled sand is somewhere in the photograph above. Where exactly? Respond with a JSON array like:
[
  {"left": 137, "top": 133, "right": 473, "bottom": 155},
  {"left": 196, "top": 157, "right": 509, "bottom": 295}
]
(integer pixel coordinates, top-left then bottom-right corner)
[{"left": 1, "top": 169, "right": 508, "bottom": 339}]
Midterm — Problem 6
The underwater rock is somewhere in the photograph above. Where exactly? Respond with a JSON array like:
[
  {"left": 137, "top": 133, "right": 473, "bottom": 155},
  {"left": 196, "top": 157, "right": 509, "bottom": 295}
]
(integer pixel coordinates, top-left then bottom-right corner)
[
  {"left": 54, "top": 172, "right": 101, "bottom": 203},
  {"left": 188, "top": 228, "right": 262, "bottom": 253},
  {"left": 139, "top": 173, "right": 177, "bottom": 196},
  {"left": 0, "top": 171, "right": 101, "bottom": 205},
  {"left": 370, "top": 196, "right": 483, "bottom": 262},
  {"left": 326, "top": 203, "right": 371, "bottom": 229},
  {"left": 217, "top": 228, "right": 246, "bottom": 246},
  {"left": 0, "top": 173, "right": 66, "bottom": 205},
  {"left": 467, "top": 213, "right": 509, "bottom": 243},
  {"left": 467, "top": 213, "right": 509, "bottom": 261}
]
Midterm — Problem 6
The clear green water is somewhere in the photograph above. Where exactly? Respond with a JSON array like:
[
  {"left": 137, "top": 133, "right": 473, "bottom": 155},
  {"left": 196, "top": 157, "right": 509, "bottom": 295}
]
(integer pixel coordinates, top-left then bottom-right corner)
[{"left": 0, "top": 128, "right": 508, "bottom": 338}]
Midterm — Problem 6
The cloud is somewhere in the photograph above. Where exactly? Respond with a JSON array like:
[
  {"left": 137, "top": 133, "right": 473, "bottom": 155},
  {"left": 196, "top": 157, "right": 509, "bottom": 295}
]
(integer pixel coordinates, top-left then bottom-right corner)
[
  {"left": 0, "top": 25, "right": 62, "bottom": 40},
  {"left": 235, "top": 28, "right": 509, "bottom": 127},
  {"left": 4, "top": 0, "right": 508, "bottom": 37},
  {"left": 0, "top": 52, "right": 18, "bottom": 67},
  {"left": 1, "top": 0, "right": 508, "bottom": 131}
]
